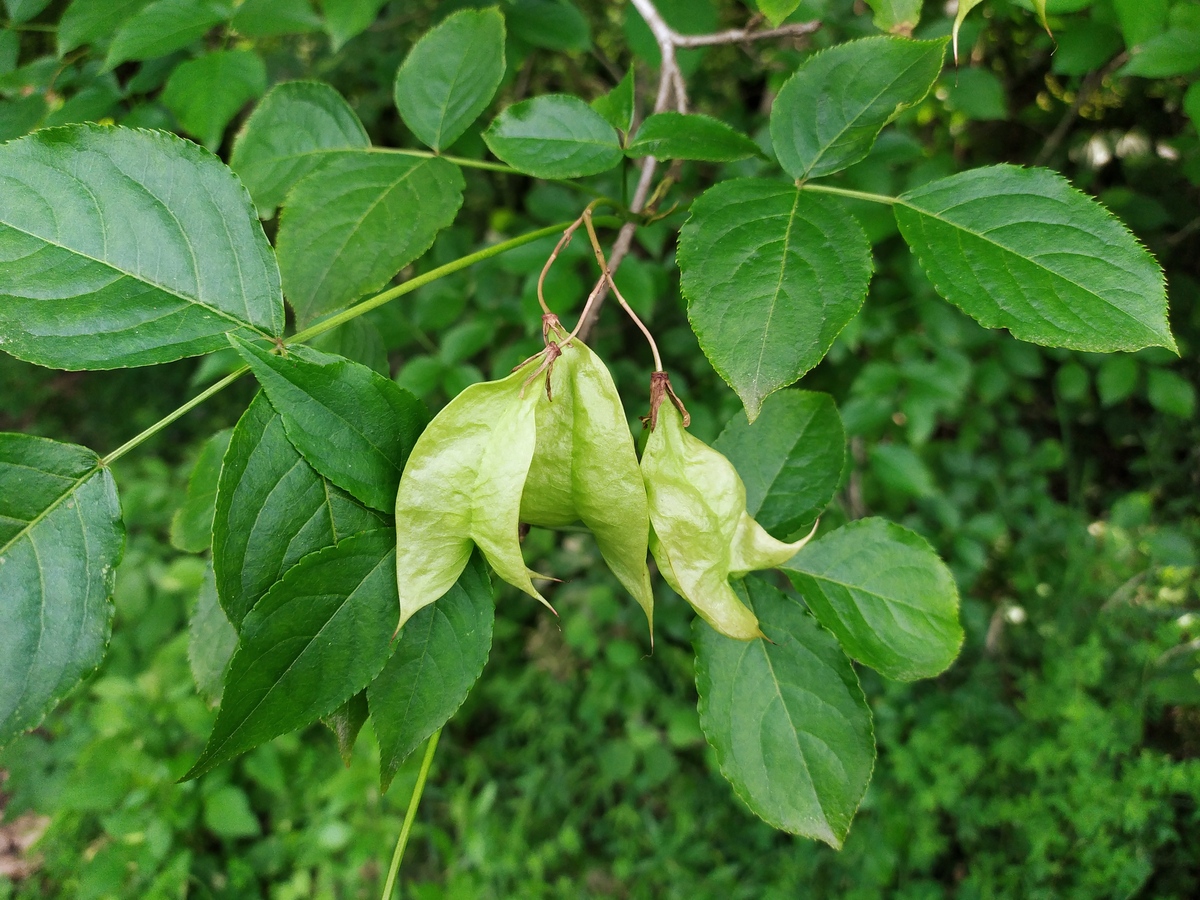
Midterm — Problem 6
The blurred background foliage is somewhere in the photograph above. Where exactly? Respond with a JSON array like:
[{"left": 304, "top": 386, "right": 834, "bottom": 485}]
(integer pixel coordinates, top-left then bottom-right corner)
[{"left": 1, "top": 0, "right": 1199, "bottom": 896}]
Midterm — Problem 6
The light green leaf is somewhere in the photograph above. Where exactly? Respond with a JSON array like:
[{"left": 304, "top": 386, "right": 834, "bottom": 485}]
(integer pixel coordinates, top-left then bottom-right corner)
[
  {"left": 58, "top": 0, "right": 151, "bottom": 54},
  {"left": 1112, "top": 0, "right": 1168, "bottom": 48},
  {"left": 484, "top": 94, "right": 623, "bottom": 179},
  {"left": 953, "top": 0, "right": 984, "bottom": 63},
  {"left": 591, "top": 66, "right": 635, "bottom": 134},
  {"left": 321, "top": 0, "right": 387, "bottom": 51},
  {"left": 679, "top": 178, "right": 873, "bottom": 421},
  {"left": 183, "top": 529, "right": 398, "bottom": 779},
  {"left": 0, "top": 434, "right": 124, "bottom": 746},
  {"left": 770, "top": 36, "right": 946, "bottom": 181},
  {"left": 695, "top": 576, "right": 874, "bottom": 848},
  {"left": 105, "top": 0, "right": 230, "bottom": 69},
  {"left": 394, "top": 7, "right": 506, "bottom": 152},
  {"left": 162, "top": 50, "right": 267, "bottom": 150},
  {"left": 714, "top": 391, "right": 845, "bottom": 541},
  {"left": 230, "top": 80, "right": 370, "bottom": 218},
  {"left": 203, "top": 785, "right": 260, "bottom": 838},
  {"left": 894, "top": 165, "right": 1175, "bottom": 353},
  {"left": 230, "top": 339, "right": 428, "bottom": 512},
  {"left": 170, "top": 428, "right": 232, "bottom": 553},
  {"left": 232, "top": 0, "right": 320, "bottom": 36},
  {"left": 369, "top": 553, "right": 493, "bottom": 791},
  {"left": 188, "top": 562, "right": 237, "bottom": 705},
  {"left": 0, "top": 125, "right": 284, "bottom": 370},
  {"left": 213, "top": 392, "right": 385, "bottom": 628},
  {"left": 1118, "top": 29, "right": 1200, "bottom": 77},
  {"left": 4, "top": 0, "right": 51, "bottom": 24},
  {"left": 865, "top": 0, "right": 923, "bottom": 35},
  {"left": 1147, "top": 368, "right": 1196, "bottom": 419},
  {"left": 276, "top": 153, "right": 464, "bottom": 324},
  {"left": 782, "top": 517, "right": 962, "bottom": 681},
  {"left": 756, "top": 0, "right": 802, "bottom": 27},
  {"left": 627, "top": 112, "right": 761, "bottom": 162}
]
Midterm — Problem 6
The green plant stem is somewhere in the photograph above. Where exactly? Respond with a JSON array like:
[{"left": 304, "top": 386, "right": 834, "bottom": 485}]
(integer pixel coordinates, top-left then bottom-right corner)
[
  {"left": 377, "top": 146, "right": 517, "bottom": 173},
  {"left": 800, "top": 182, "right": 897, "bottom": 205},
  {"left": 291, "top": 216, "right": 622, "bottom": 345},
  {"left": 101, "top": 366, "right": 250, "bottom": 466},
  {"left": 102, "top": 218, "right": 616, "bottom": 464},
  {"left": 381, "top": 729, "right": 442, "bottom": 900}
]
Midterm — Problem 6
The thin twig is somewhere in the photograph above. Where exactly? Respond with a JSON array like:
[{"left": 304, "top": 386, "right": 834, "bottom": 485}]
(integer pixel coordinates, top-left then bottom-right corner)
[{"left": 673, "top": 21, "right": 820, "bottom": 47}]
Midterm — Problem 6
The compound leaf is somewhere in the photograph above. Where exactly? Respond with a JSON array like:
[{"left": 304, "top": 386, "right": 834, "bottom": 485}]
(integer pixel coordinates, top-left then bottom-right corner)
[
  {"left": 679, "top": 178, "right": 872, "bottom": 421},
  {"left": 782, "top": 517, "right": 962, "bottom": 681},
  {"left": 695, "top": 576, "right": 874, "bottom": 848},
  {"left": 369, "top": 553, "right": 493, "bottom": 792},
  {"left": 184, "top": 529, "right": 399, "bottom": 779},
  {"left": 894, "top": 165, "right": 1175, "bottom": 353},
  {"left": 0, "top": 434, "right": 124, "bottom": 745},
  {"left": 212, "top": 392, "right": 385, "bottom": 628},
  {"left": 394, "top": 7, "right": 506, "bottom": 152},
  {"left": 230, "top": 81, "right": 370, "bottom": 218},
  {"left": 231, "top": 339, "right": 427, "bottom": 512},
  {"left": 714, "top": 391, "right": 845, "bottom": 540},
  {"left": 483, "top": 94, "right": 623, "bottom": 179},
  {"left": 770, "top": 36, "right": 945, "bottom": 180},
  {"left": 0, "top": 125, "right": 284, "bottom": 369}
]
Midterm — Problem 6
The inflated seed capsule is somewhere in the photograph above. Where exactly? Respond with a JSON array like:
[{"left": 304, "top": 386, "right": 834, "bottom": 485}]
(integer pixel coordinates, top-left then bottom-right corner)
[
  {"left": 394, "top": 354, "right": 549, "bottom": 630},
  {"left": 641, "top": 381, "right": 815, "bottom": 641},
  {"left": 520, "top": 339, "right": 654, "bottom": 631}
]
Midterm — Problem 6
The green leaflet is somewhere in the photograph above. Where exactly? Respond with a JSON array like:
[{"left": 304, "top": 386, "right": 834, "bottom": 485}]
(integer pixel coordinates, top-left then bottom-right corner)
[
  {"left": 322, "top": 691, "right": 369, "bottom": 766},
  {"left": 393, "top": 7, "right": 506, "bottom": 152},
  {"left": 0, "top": 125, "right": 284, "bottom": 370},
  {"left": 395, "top": 357, "right": 545, "bottom": 629},
  {"left": 0, "top": 434, "right": 124, "bottom": 746},
  {"left": 893, "top": 165, "right": 1175, "bottom": 354},
  {"left": 626, "top": 112, "right": 762, "bottom": 162},
  {"left": 170, "top": 428, "right": 232, "bottom": 553},
  {"left": 695, "top": 576, "right": 874, "bottom": 848},
  {"left": 322, "top": 0, "right": 388, "bottom": 51},
  {"left": 188, "top": 562, "right": 237, "bottom": 706},
  {"left": 58, "top": 0, "right": 149, "bottom": 54},
  {"left": 864, "top": 0, "right": 923, "bottom": 35},
  {"left": 229, "top": 81, "right": 370, "bottom": 218},
  {"left": 591, "top": 66, "right": 635, "bottom": 135},
  {"left": 161, "top": 50, "right": 268, "bottom": 150},
  {"left": 520, "top": 340, "right": 653, "bottom": 629},
  {"left": 642, "top": 402, "right": 814, "bottom": 641},
  {"left": 105, "top": 0, "right": 230, "bottom": 70},
  {"left": 483, "top": 94, "right": 623, "bottom": 179}
]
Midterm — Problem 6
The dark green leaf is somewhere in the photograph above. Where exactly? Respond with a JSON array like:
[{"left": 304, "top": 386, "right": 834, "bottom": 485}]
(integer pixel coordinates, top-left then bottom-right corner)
[
  {"left": 189, "top": 562, "right": 237, "bottom": 705},
  {"left": 864, "top": 0, "right": 922, "bottom": 34},
  {"left": 591, "top": 65, "right": 635, "bottom": 134},
  {"left": 275, "top": 153, "right": 464, "bottom": 323},
  {"left": 230, "top": 81, "right": 370, "bottom": 218},
  {"left": 506, "top": 0, "right": 590, "bottom": 52},
  {"left": 0, "top": 125, "right": 284, "bottom": 369},
  {"left": 894, "top": 165, "right": 1175, "bottom": 353},
  {"left": 770, "top": 36, "right": 946, "bottom": 180},
  {"left": 230, "top": 338, "right": 427, "bottom": 512},
  {"left": 393, "top": 7, "right": 505, "bottom": 152},
  {"left": 627, "top": 112, "right": 761, "bottom": 162},
  {"left": 161, "top": 50, "right": 267, "bottom": 150},
  {"left": 43, "top": 83, "right": 121, "bottom": 128},
  {"left": 58, "top": 0, "right": 151, "bottom": 54},
  {"left": 105, "top": 0, "right": 230, "bottom": 69},
  {"left": 213, "top": 392, "right": 384, "bottom": 628},
  {"left": 323, "top": 691, "right": 368, "bottom": 766},
  {"left": 714, "top": 391, "right": 845, "bottom": 540},
  {"left": 0, "top": 434, "right": 124, "bottom": 745},
  {"left": 232, "top": 0, "right": 320, "bottom": 36},
  {"left": 321, "top": 0, "right": 387, "bottom": 51},
  {"left": 695, "top": 577, "right": 874, "bottom": 848},
  {"left": 170, "top": 428, "right": 232, "bottom": 553},
  {"left": 679, "top": 178, "right": 873, "bottom": 420},
  {"left": 369, "top": 553, "right": 493, "bottom": 791},
  {"left": 0, "top": 95, "right": 46, "bottom": 142},
  {"left": 782, "top": 518, "right": 962, "bottom": 681},
  {"left": 483, "top": 94, "right": 623, "bottom": 179},
  {"left": 183, "top": 529, "right": 399, "bottom": 779}
]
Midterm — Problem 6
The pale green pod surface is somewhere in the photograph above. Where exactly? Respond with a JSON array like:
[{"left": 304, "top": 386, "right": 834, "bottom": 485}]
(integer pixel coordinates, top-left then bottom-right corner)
[
  {"left": 642, "top": 403, "right": 811, "bottom": 641},
  {"left": 520, "top": 341, "right": 654, "bottom": 628},
  {"left": 395, "top": 361, "right": 544, "bottom": 629}
]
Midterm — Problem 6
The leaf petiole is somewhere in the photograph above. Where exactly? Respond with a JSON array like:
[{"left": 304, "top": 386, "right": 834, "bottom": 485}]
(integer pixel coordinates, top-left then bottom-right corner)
[
  {"left": 799, "top": 182, "right": 897, "bottom": 205},
  {"left": 381, "top": 728, "right": 442, "bottom": 900}
]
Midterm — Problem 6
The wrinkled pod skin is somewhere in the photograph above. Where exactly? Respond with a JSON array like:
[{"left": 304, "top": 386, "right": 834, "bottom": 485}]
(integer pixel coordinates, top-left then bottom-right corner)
[
  {"left": 395, "top": 355, "right": 548, "bottom": 630},
  {"left": 641, "top": 400, "right": 815, "bottom": 640},
  {"left": 519, "top": 339, "right": 654, "bottom": 631}
]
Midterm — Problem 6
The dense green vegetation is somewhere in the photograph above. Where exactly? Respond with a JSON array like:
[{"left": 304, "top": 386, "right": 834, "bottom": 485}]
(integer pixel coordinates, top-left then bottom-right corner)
[{"left": 1, "top": 0, "right": 1199, "bottom": 897}]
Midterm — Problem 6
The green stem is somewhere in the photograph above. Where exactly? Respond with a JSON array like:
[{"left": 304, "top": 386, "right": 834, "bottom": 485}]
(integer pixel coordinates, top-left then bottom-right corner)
[
  {"left": 101, "top": 366, "right": 250, "bottom": 466},
  {"left": 381, "top": 729, "right": 442, "bottom": 900},
  {"left": 290, "top": 217, "right": 622, "bottom": 345},
  {"left": 800, "top": 182, "right": 898, "bottom": 205},
  {"left": 375, "top": 146, "right": 518, "bottom": 174}
]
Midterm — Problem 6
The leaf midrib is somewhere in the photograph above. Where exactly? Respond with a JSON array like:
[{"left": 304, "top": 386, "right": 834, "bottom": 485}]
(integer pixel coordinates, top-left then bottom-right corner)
[{"left": 0, "top": 465, "right": 100, "bottom": 556}]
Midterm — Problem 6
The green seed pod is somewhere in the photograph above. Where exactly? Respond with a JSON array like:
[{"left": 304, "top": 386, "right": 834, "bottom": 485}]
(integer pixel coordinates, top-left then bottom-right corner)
[
  {"left": 642, "top": 391, "right": 815, "bottom": 641},
  {"left": 395, "top": 357, "right": 547, "bottom": 630},
  {"left": 520, "top": 339, "right": 654, "bottom": 630}
]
